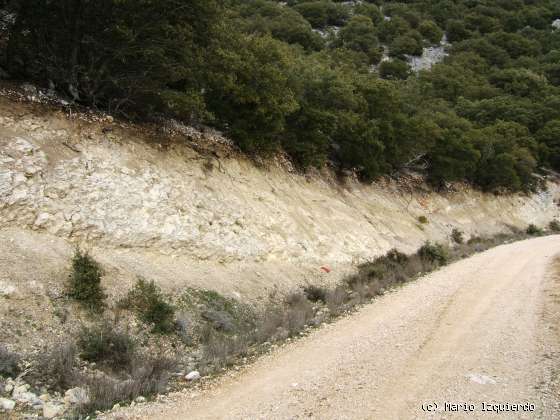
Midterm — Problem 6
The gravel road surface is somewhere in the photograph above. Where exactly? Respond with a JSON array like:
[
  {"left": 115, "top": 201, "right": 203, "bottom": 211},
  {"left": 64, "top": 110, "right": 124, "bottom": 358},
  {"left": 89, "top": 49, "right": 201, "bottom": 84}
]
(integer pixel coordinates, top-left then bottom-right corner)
[{"left": 109, "top": 236, "right": 560, "bottom": 419}]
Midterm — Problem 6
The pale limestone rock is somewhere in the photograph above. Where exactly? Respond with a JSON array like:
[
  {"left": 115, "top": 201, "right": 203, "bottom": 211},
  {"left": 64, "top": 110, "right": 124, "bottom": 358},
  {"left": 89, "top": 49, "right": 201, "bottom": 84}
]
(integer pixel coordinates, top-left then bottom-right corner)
[
  {"left": 43, "top": 402, "right": 64, "bottom": 418},
  {"left": 64, "top": 387, "right": 88, "bottom": 405},
  {"left": 0, "top": 281, "right": 16, "bottom": 296},
  {"left": 0, "top": 398, "right": 15, "bottom": 410},
  {"left": 185, "top": 371, "right": 201, "bottom": 381}
]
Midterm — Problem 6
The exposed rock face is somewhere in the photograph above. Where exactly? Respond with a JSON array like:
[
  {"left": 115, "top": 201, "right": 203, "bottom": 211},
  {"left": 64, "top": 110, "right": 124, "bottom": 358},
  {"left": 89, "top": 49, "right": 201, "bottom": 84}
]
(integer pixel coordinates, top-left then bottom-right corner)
[
  {"left": 0, "top": 98, "right": 559, "bottom": 298},
  {"left": 407, "top": 35, "right": 450, "bottom": 72}
]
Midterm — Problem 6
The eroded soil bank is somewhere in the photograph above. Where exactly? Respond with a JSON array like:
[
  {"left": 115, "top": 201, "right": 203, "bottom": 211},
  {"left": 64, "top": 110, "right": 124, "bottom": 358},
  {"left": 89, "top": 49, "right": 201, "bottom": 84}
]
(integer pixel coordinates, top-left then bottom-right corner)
[{"left": 1, "top": 97, "right": 558, "bottom": 305}]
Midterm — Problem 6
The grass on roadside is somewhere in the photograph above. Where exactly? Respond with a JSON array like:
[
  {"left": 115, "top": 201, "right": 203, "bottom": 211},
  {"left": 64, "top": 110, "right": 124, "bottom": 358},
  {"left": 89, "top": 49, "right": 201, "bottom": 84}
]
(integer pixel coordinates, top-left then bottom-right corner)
[{"left": 27, "top": 223, "right": 552, "bottom": 416}]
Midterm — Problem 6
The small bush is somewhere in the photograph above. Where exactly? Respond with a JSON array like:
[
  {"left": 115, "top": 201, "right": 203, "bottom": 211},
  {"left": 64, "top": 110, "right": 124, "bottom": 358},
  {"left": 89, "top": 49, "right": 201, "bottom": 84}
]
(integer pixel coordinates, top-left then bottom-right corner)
[
  {"left": 303, "top": 285, "right": 327, "bottom": 303},
  {"left": 188, "top": 288, "right": 256, "bottom": 334},
  {"left": 199, "top": 328, "right": 250, "bottom": 371},
  {"left": 526, "top": 224, "right": 543, "bottom": 235},
  {"left": 418, "top": 241, "right": 449, "bottom": 266},
  {"left": 76, "top": 355, "right": 174, "bottom": 415},
  {"left": 253, "top": 306, "right": 285, "bottom": 343},
  {"left": 77, "top": 324, "right": 136, "bottom": 370},
  {"left": 175, "top": 312, "right": 194, "bottom": 346},
  {"left": 549, "top": 220, "right": 560, "bottom": 232},
  {"left": 33, "top": 342, "right": 78, "bottom": 391},
  {"left": 201, "top": 309, "right": 236, "bottom": 333},
  {"left": 122, "top": 278, "right": 175, "bottom": 334},
  {"left": 67, "top": 250, "right": 106, "bottom": 311},
  {"left": 283, "top": 292, "right": 314, "bottom": 336},
  {"left": 451, "top": 228, "right": 464, "bottom": 244},
  {"left": 0, "top": 345, "right": 21, "bottom": 377},
  {"left": 418, "top": 215, "right": 429, "bottom": 224},
  {"left": 325, "top": 285, "right": 348, "bottom": 315}
]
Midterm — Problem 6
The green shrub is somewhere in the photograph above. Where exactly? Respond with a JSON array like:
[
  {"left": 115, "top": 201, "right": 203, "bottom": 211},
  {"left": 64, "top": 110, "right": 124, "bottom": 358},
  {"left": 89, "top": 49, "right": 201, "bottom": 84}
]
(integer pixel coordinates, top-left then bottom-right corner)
[
  {"left": 77, "top": 324, "right": 136, "bottom": 370},
  {"left": 418, "top": 215, "right": 429, "bottom": 224},
  {"left": 303, "top": 285, "right": 327, "bottom": 303},
  {"left": 385, "top": 249, "right": 410, "bottom": 265},
  {"left": 549, "top": 220, "right": 560, "bottom": 232},
  {"left": 389, "top": 33, "right": 423, "bottom": 57},
  {"left": 122, "top": 279, "right": 175, "bottom": 334},
  {"left": 67, "top": 250, "right": 106, "bottom": 311},
  {"left": 526, "top": 224, "right": 543, "bottom": 235},
  {"left": 418, "top": 242, "right": 449, "bottom": 266},
  {"left": 185, "top": 288, "right": 255, "bottom": 334},
  {"left": 379, "top": 59, "right": 411, "bottom": 80},
  {"left": 451, "top": 228, "right": 464, "bottom": 244},
  {"left": 419, "top": 20, "right": 443, "bottom": 44}
]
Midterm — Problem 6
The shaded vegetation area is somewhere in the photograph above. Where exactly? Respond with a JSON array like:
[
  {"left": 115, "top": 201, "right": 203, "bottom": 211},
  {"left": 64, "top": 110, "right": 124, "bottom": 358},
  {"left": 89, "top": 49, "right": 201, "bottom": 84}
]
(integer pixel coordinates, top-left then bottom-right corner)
[{"left": 1, "top": 0, "right": 559, "bottom": 191}]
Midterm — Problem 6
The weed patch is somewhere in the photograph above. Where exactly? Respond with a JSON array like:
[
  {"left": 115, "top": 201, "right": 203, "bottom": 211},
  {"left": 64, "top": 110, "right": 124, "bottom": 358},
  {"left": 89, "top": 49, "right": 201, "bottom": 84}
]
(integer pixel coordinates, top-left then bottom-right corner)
[
  {"left": 31, "top": 342, "right": 78, "bottom": 391},
  {"left": 77, "top": 323, "right": 136, "bottom": 371},
  {"left": 549, "top": 220, "right": 560, "bottom": 232},
  {"left": 0, "top": 345, "right": 21, "bottom": 377},
  {"left": 74, "top": 354, "right": 174, "bottom": 415},
  {"left": 451, "top": 228, "right": 464, "bottom": 244},
  {"left": 418, "top": 215, "right": 429, "bottom": 224}
]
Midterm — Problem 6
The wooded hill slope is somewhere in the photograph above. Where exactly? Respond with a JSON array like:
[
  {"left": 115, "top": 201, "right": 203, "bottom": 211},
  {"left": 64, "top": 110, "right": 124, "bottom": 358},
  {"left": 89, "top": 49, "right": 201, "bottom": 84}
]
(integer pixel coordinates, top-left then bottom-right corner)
[{"left": 2, "top": 0, "right": 560, "bottom": 191}]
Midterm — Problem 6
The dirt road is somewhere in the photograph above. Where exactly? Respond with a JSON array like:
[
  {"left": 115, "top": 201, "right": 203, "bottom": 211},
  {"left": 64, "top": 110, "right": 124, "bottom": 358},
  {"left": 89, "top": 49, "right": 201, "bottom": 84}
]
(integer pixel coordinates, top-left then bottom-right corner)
[{"left": 115, "top": 236, "right": 560, "bottom": 419}]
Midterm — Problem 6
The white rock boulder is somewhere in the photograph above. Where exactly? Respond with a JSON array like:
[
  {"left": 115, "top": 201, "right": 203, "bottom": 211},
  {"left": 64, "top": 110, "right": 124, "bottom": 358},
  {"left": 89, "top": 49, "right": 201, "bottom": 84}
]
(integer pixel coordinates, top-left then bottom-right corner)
[
  {"left": 0, "top": 398, "right": 16, "bottom": 410},
  {"left": 64, "top": 387, "right": 89, "bottom": 405},
  {"left": 185, "top": 371, "right": 201, "bottom": 381},
  {"left": 43, "top": 402, "right": 65, "bottom": 418}
]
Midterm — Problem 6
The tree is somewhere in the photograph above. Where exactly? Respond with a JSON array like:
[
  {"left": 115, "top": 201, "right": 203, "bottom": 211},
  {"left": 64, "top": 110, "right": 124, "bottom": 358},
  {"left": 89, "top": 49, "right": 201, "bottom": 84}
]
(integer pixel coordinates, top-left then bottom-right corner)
[
  {"left": 206, "top": 34, "right": 300, "bottom": 154},
  {"left": 236, "top": 0, "right": 324, "bottom": 51},
  {"left": 389, "top": 32, "right": 423, "bottom": 58},
  {"left": 487, "top": 31, "right": 541, "bottom": 59},
  {"left": 428, "top": 131, "right": 480, "bottom": 187},
  {"left": 456, "top": 96, "right": 544, "bottom": 131},
  {"left": 377, "top": 16, "right": 410, "bottom": 43},
  {"left": 336, "top": 15, "right": 381, "bottom": 64},
  {"left": 469, "top": 122, "right": 538, "bottom": 191},
  {"left": 293, "top": 1, "right": 328, "bottom": 29},
  {"left": 446, "top": 19, "right": 470, "bottom": 43},
  {"left": 419, "top": 20, "right": 443, "bottom": 44},
  {"left": 489, "top": 68, "right": 547, "bottom": 98},
  {"left": 8, "top": 0, "right": 222, "bottom": 120},
  {"left": 354, "top": 3, "right": 383, "bottom": 25},
  {"left": 379, "top": 59, "right": 411, "bottom": 80},
  {"left": 284, "top": 60, "right": 350, "bottom": 167},
  {"left": 537, "top": 120, "right": 560, "bottom": 170}
]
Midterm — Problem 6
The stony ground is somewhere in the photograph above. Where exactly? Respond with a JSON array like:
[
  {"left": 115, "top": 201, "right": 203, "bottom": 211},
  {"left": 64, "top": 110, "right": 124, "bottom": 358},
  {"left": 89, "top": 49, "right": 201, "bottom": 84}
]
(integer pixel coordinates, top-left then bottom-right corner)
[{"left": 106, "top": 236, "right": 560, "bottom": 420}]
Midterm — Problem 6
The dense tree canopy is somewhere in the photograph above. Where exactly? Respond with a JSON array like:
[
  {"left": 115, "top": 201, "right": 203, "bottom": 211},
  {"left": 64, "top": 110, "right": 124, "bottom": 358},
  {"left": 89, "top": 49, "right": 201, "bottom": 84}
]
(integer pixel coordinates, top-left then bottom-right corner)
[{"left": 3, "top": 0, "right": 560, "bottom": 192}]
